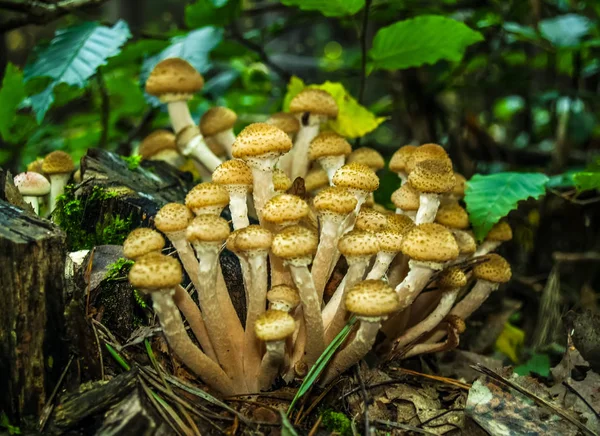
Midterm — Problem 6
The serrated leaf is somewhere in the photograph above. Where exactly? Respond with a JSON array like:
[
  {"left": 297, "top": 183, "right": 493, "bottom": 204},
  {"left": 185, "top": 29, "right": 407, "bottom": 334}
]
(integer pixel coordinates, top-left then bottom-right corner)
[
  {"left": 539, "top": 14, "right": 593, "bottom": 48},
  {"left": 24, "top": 20, "right": 131, "bottom": 122},
  {"left": 0, "top": 63, "right": 26, "bottom": 141},
  {"left": 369, "top": 15, "right": 484, "bottom": 71},
  {"left": 282, "top": 77, "right": 386, "bottom": 138},
  {"left": 281, "top": 0, "right": 365, "bottom": 17},
  {"left": 465, "top": 172, "right": 549, "bottom": 240},
  {"left": 572, "top": 171, "right": 600, "bottom": 192}
]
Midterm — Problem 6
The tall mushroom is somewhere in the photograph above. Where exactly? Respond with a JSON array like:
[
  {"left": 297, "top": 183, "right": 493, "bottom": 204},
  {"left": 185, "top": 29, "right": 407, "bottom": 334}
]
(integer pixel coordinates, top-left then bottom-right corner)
[
  {"left": 138, "top": 130, "right": 184, "bottom": 167},
  {"left": 391, "top": 183, "right": 420, "bottom": 221},
  {"left": 154, "top": 203, "right": 197, "bottom": 280},
  {"left": 199, "top": 107, "right": 237, "bottom": 159},
  {"left": 185, "top": 182, "right": 230, "bottom": 216},
  {"left": 408, "top": 159, "right": 456, "bottom": 224},
  {"left": 13, "top": 172, "right": 50, "bottom": 215},
  {"left": 262, "top": 194, "right": 309, "bottom": 229},
  {"left": 389, "top": 145, "right": 417, "bottom": 183},
  {"left": 123, "top": 228, "right": 165, "bottom": 260},
  {"left": 212, "top": 159, "right": 253, "bottom": 230},
  {"left": 474, "top": 221, "right": 513, "bottom": 256},
  {"left": 332, "top": 162, "right": 380, "bottom": 231},
  {"left": 308, "top": 132, "right": 352, "bottom": 184},
  {"left": 366, "top": 218, "right": 413, "bottom": 280},
  {"left": 42, "top": 151, "right": 74, "bottom": 213}
]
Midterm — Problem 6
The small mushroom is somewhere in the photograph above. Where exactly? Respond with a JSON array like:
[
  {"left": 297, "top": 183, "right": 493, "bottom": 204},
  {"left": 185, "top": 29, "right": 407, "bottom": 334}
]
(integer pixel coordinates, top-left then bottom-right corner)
[
  {"left": 389, "top": 145, "right": 417, "bottom": 183},
  {"left": 185, "top": 182, "right": 230, "bottom": 216},
  {"left": 13, "top": 172, "right": 50, "bottom": 215},
  {"left": 450, "top": 229, "right": 477, "bottom": 264},
  {"left": 408, "top": 159, "right": 456, "bottom": 224},
  {"left": 27, "top": 158, "right": 45, "bottom": 174},
  {"left": 391, "top": 183, "right": 419, "bottom": 221},
  {"left": 474, "top": 221, "right": 513, "bottom": 256},
  {"left": 267, "top": 112, "right": 300, "bottom": 141},
  {"left": 212, "top": 159, "right": 253, "bottom": 230},
  {"left": 308, "top": 132, "right": 352, "bottom": 184},
  {"left": 402, "top": 314, "right": 466, "bottom": 358},
  {"left": 138, "top": 130, "right": 184, "bottom": 167},
  {"left": 365, "top": 215, "right": 414, "bottom": 280},
  {"left": 273, "top": 169, "right": 292, "bottom": 194},
  {"left": 262, "top": 194, "right": 309, "bottom": 229},
  {"left": 200, "top": 107, "right": 237, "bottom": 159},
  {"left": 347, "top": 147, "right": 385, "bottom": 172},
  {"left": 304, "top": 167, "right": 330, "bottom": 194},
  {"left": 123, "top": 228, "right": 165, "bottom": 259},
  {"left": 404, "top": 143, "right": 451, "bottom": 174},
  {"left": 332, "top": 162, "right": 380, "bottom": 231},
  {"left": 267, "top": 285, "right": 301, "bottom": 312},
  {"left": 42, "top": 151, "right": 75, "bottom": 213}
]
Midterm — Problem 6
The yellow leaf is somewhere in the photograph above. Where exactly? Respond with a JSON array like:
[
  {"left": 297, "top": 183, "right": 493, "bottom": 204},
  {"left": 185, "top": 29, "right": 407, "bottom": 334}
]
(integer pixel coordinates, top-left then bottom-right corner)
[{"left": 495, "top": 322, "right": 524, "bottom": 362}]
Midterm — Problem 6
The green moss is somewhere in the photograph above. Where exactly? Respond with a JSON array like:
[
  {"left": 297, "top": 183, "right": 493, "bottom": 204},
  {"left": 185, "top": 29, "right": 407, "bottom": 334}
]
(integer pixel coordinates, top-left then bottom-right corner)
[
  {"left": 321, "top": 410, "right": 352, "bottom": 436},
  {"left": 121, "top": 154, "right": 142, "bottom": 170},
  {"left": 104, "top": 257, "right": 134, "bottom": 281}
]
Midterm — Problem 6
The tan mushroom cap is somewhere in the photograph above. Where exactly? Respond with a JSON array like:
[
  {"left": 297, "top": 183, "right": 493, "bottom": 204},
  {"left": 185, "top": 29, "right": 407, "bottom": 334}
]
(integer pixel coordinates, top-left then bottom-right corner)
[
  {"left": 42, "top": 151, "right": 75, "bottom": 174},
  {"left": 378, "top": 227, "right": 403, "bottom": 253},
  {"left": 389, "top": 145, "right": 417, "bottom": 173},
  {"left": 401, "top": 223, "right": 459, "bottom": 263},
  {"left": 408, "top": 159, "right": 456, "bottom": 194},
  {"left": 185, "top": 182, "right": 229, "bottom": 211},
  {"left": 212, "top": 159, "right": 253, "bottom": 189},
  {"left": 289, "top": 89, "right": 338, "bottom": 118},
  {"left": 405, "top": 143, "right": 451, "bottom": 173},
  {"left": 129, "top": 253, "right": 182, "bottom": 290},
  {"left": 446, "top": 314, "right": 466, "bottom": 334},
  {"left": 347, "top": 147, "right": 385, "bottom": 171},
  {"left": 273, "top": 169, "right": 292, "bottom": 192},
  {"left": 355, "top": 207, "right": 388, "bottom": 233},
  {"left": 304, "top": 168, "right": 329, "bottom": 192},
  {"left": 345, "top": 280, "right": 401, "bottom": 317},
  {"left": 232, "top": 122, "right": 292, "bottom": 159},
  {"left": 200, "top": 107, "right": 237, "bottom": 136},
  {"left": 267, "top": 285, "right": 301, "bottom": 310},
  {"left": 473, "top": 254, "right": 512, "bottom": 283},
  {"left": 123, "top": 228, "right": 165, "bottom": 259},
  {"left": 453, "top": 230, "right": 476, "bottom": 255},
  {"left": 452, "top": 173, "right": 467, "bottom": 197},
  {"left": 254, "top": 310, "right": 296, "bottom": 341},
  {"left": 145, "top": 58, "right": 204, "bottom": 100},
  {"left": 186, "top": 215, "right": 230, "bottom": 243},
  {"left": 435, "top": 202, "right": 469, "bottom": 229},
  {"left": 13, "top": 172, "right": 50, "bottom": 196},
  {"left": 313, "top": 186, "right": 357, "bottom": 215},
  {"left": 332, "top": 163, "right": 380, "bottom": 193},
  {"left": 437, "top": 267, "right": 467, "bottom": 289},
  {"left": 139, "top": 130, "right": 177, "bottom": 159},
  {"left": 308, "top": 132, "right": 352, "bottom": 160},
  {"left": 266, "top": 112, "right": 300, "bottom": 134},
  {"left": 387, "top": 214, "right": 415, "bottom": 235},
  {"left": 338, "top": 229, "right": 380, "bottom": 258},
  {"left": 154, "top": 203, "right": 193, "bottom": 233},
  {"left": 234, "top": 225, "right": 273, "bottom": 252},
  {"left": 391, "top": 184, "right": 420, "bottom": 211},
  {"left": 262, "top": 194, "right": 309, "bottom": 225},
  {"left": 486, "top": 221, "right": 513, "bottom": 242},
  {"left": 27, "top": 158, "right": 45, "bottom": 174},
  {"left": 271, "top": 225, "right": 318, "bottom": 260}
]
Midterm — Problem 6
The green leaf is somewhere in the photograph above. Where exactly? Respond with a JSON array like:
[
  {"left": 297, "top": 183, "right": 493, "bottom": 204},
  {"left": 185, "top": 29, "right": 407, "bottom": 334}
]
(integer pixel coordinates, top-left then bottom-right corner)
[
  {"left": 24, "top": 20, "right": 131, "bottom": 122},
  {"left": 503, "top": 22, "right": 539, "bottom": 42},
  {"left": 572, "top": 171, "right": 600, "bottom": 192},
  {"left": 185, "top": 0, "right": 239, "bottom": 28},
  {"left": 369, "top": 15, "right": 483, "bottom": 71},
  {"left": 280, "top": 0, "right": 365, "bottom": 17},
  {"left": 514, "top": 353, "right": 551, "bottom": 377},
  {"left": 539, "top": 14, "right": 593, "bottom": 48},
  {"left": 282, "top": 77, "right": 386, "bottom": 138},
  {"left": 465, "top": 172, "right": 549, "bottom": 240},
  {"left": 0, "top": 63, "right": 26, "bottom": 141},
  {"left": 280, "top": 411, "right": 299, "bottom": 436}
]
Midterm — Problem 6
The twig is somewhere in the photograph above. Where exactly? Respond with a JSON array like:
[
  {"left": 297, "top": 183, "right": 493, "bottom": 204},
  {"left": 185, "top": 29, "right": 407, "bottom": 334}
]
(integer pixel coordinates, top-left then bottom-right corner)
[
  {"left": 562, "top": 381, "right": 600, "bottom": 422},
  {"left": 39, "top": 355, "right": 75, "bottom": 431},
  {"left": 97, "top": 68, "right": 109, "bottom": 149},
  {"left": 389, "top": 367, "right": 471, "bottom": 390},
  {"left": 308, "top": 415, "right": 322, "bottom": 436},
  {"left": 354, "top": 365, "right": 371, "bottom": 436},
  {"left": 553, "top": 251, "right": 600, "bottom": 262}
]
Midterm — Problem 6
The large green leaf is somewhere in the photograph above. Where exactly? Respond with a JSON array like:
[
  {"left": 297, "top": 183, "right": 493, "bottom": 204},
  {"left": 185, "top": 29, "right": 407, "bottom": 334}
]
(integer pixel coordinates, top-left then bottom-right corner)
[
  {"left": 572, "top": 171, "right": 600, "bottom": 192},
  {"left": 185, "top": 0, "right": 239, "bottom": 28},
  {"left": 369, "top": 15, "right": 484, "bottom": 71},
  {"left": 0, "top": 63, "right": 26, "bottom": 141},
  {"left": 465, "top": 172, "right": 549, "bottom": 240},
  {"left": 539, "top": 14, "right": 593, "bottom": 48},
  {"left": 280, "top": 0, "right": 365, "bottom": 17},
  {"left": 24, "top": 20, "right": 131, "bottom": 122}
]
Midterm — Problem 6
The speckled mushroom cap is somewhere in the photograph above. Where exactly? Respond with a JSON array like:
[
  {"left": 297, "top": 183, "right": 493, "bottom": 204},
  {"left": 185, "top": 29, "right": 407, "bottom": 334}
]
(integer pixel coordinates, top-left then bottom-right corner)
[
  {"left": 408, "top": 159, "right": 456, "bottom": 194},
  {"left": 266, "top": 112, "right": 300, "bottom": 135},
  {"left": 271, "top": 225, "right": 318, "bottom": 260},
  {"left": 453, "top": 230, "right": 476, "bottom": 255},
  {"left": 254, "top": 310, "right": 296, "bottom": 341},
  {"left": 289, "top": 89, "right": 338, "bottom": 118},
  {"left": 345, "top": 280, "right": 400, "bottom": 318},
  {"left": 123, "top": 228, "right": 165, "bottom": 259},
  {"left": 355, "top": 207, "right": 388, "bottom": 233},
  {"left": 27, "top": 158, "right": 45, "bottom": 174},
  {"left": 452, "top": 173, "right": 467, "bottom": 197},
  {"left": 42, "top": 151, "right": 75, "bottom": 175},
  {"left": 232, "top": 123, "right": 292, "bottom": 159},
  {"left": 13, "top": 172, "right": 50, "bottom": 196},
  {"left": 129, "top": 253, "right": 182, "bottom": 290},
  {"left": 308, "top": 132, "right": 351, "bottom": 160},
  {"left": 313, "top": 187, "right": 357, "bottom": 216},
  {"left": 186, "top": 215, "right": 230, "bottom": 243},
  {"left": 446, "top": 314, "right": 466, "bottom": 334},
  {"left": 185, "top": 182, "right": 229, "bottom": 214},
  {"left": 304, "top": 168, "right": 329, "bottom": 192},
  {"left": 435, "top": 202, "right": 469, "bottom": 229},
  {"left": 145, "top": 58, "right": 204, "bottom": 101},
  {"left": 386, "top": 214, "right": 415, "bottom": 235},
  {"left": 473, "top": 254, "right": 512, "bottom": 283},
  {"left": 139, "top": 130, "right": 177, "bottom": 159},
  {"left": 401, "top": 223, "right": 459, "bottom": 263},
  {"left": 273, "top": 169, "right": 292, "bottom": 192},
  {"left": 267, "top": 285, "right": 301, "bottom": 311},
  {"left": 212, "top": 159, "right": 253, "bottom": 193},
  {"left": 338, "top": 229, "right": 380, "bottom": 259},
  {"left": 332, "top": 163, "right": 379, "bottom": 193},
  {"left": 200, "top": 107, "right": 237, "bottom": 136},
  {"left": 391, "top": 184, "right": 420, "bottom": 211},
  {"left": 405, "top": 143, "right": 451, "bottom": 173},
  {"left": 347, "top": 147, "right": 385, "bottom": 171},
  {"left": 262, "top": 194, "right": 309, "bottom": 225},
  {"left": 155, "top": 203, "right": 193, "bottom": 233},
  {"left": 389, "top": 145, "right": 417, "bottom": 173},
  {"left": 378, "top": 227, "right": 404, "bottom": 253},
  {"left": 437, "top": 267, "right": 467, "bottom": 289},
  {"left": 234, "top": 225, "right": 273, "bottom": 252},
  {"left": 486, "top": 221, "right": 513, "bottom": 242}
]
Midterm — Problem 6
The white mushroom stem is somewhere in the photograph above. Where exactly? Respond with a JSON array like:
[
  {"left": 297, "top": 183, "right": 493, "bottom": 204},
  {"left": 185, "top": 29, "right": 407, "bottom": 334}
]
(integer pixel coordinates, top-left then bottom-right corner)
[
  {"left": 395, "top": 209, "right": 416, "bottom": 221},
  {"left": 150, "top": 289, "right": 236, "bottom": 396},
  {"left": 319, "top": 156, "right": 346, "bottom": 185},
  {"left": 474, "top": 241, "right": 502, "bottom": 257},
  {"left": 163, "top": 231, "right": 202, "bottom": 289},
  {"left": 248, "top": 155, "right": 278, "bottom": 220},
  {"left": 366, "top": 252, "right": 397, "bottom": 280},
  {"left": 398, "top": 172, "right": 408, "bottom": 184},
  {"left": 212, "top": 129, "right": 236, "bottom": 159},
  {"left": 311, "top": 216, "right": 344, "bottom": 300},
  {"left": 167, "top": 100, "right": 195, "bottom": 134},
  {"left": 415, "top": 193, "right": 440, "bottom": 224},
  {"left": 181, "top": 135, "right": 223, "bottom": 172},
  {"left": 291, "top": 115, "right": 321, "bottom": 181},
  {"left": 395, "top": 260, "right": 441, "bottom": 310},
  {"left": 23, "top": 196, "right": 40, "bottom": 214},
  {"left": 258, "top": 341, "right": 286, "bottom": 391},
  {"left": 48, "top": 173, "right": 71, "bottom": 213},
  {"left": 228, "top": 190, "right": 250, "bottom": 230}
]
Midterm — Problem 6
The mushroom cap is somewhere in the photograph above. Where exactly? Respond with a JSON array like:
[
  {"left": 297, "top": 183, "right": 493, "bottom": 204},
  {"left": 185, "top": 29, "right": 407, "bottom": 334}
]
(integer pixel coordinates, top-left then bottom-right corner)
[
  {"left": 186, "top": 215, "right": 230, "bottom": 243},
  {"left": 446, "top": 314, "right": 466, "bottom": 334},
  {"left": 435, "top": 202, "right": 469, "bottom": 229},
  {"left": 453, "top": 230, "right": 476, "bottom": 255},
  {"left": 13, "top": 172, "right": 50, "bottom": 196},
  {"left": 273, "top": 169, "right": 292, "bottom": 192},
  {"left": 486, "top": 221, "right": 512, "bottom": 242},
  {"left": 154, "top": 203, "right": 194, "bottom": 233},
  {"left": 289, "top": 89, "right": 338, "bottom": 118},
  {"left": 123, "top": 228, "right": 165, "bottom": 259},
  {"left": 347, "top": 147, "right": 385, "bottom": 171},
  {"left": 405, "top": 143, "right": 451, "bottom": 173},
  {"left": 234, "top": 225, "right": 273, "bottom": 252},
  {"left": 391, "top": 184, "right": 420, "bottom": 211},
  {"left": 232, "top": 123, "right": 292, "bottom": 158},
  {"left": 145, "top": 58, "right": 204, "bottom": 98},
  {"left": 139, "top": 130, "right": 177, "bottom": 159},
  {"left": 271, "top": 225, "right": 318, "bottom": 260},
  {"left": 389, "top": 145, "right": 417, "bottom": 173},
  {"left": 27, "top": 158, "right": 45, "bottom": 174},
  {"left": 452, "top": 173, "right": 467, "bottom": 197},
  {"left": 473, "top": 254, "right": 511, "bottom": 283},
  {"left": 200, "top": 106, "right": 237, "bottom": 136},
  {"left": 129, "top": 253, "right": 182, "bottom": 290},
  {"left": 42, "top": 151, "right": 75, "bottom": 174},
  {"left": 338, "top": 229, "right": 380, "bottom": 258},
  {"left": 266, "top": 112, "right": 300, "bottom": 134},
  {"left": 254, "top": 310, "right": 296, "bottom": 341},
  {"left": 267, "top": 285, "right": 301, "bottom": 310},
  {"left": 401, "top": 223, "right": 459, "bottom": 262},
  {"left": 386, "top": 214, "right": 415, "bottom": 235},
  {"left": 304, "top": 168, "right": 329, "bottom": 192},
  {"left": 332, "top": 163, "right": 379, "bottom": 193},
  {"left": 378, "top": 227, "right": 404, "bottom": 253},
  {"left": 345, "top": 280, "right": 400, "bottom": 317},
  {"left": 408, "top": 159, "right": 456, "bottom": 194},
  {"left": 185, "top": 182, "right": 229, "bottom": 211},
  {"left": 355, "top": 207, "right": 388, "bottom": 233},
  {"left": 212, "top": 159, "right": 253, "bottom": 188},
  {"left": 437, "top": 267, "right": 467, "bottom": 289},
  {"left": 308, "top": 132, "right": 352, "bottom": 160},
  {"left": 262, "top": 194, "right": 309, "bottom": 225},
  {"left": 313, "top": 186, "right": 357, "bottom": 215}
]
